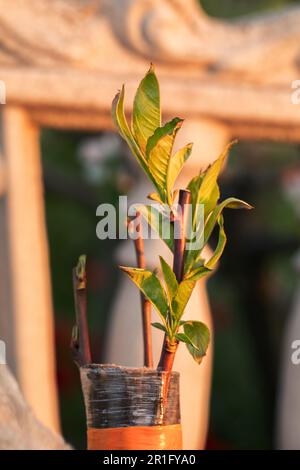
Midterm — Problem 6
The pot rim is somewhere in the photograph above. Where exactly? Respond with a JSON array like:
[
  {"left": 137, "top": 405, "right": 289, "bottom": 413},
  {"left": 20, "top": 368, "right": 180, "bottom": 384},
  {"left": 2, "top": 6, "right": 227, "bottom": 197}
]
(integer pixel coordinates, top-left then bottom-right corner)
[{"left": 80, "top": 363, "right": 180, "bottom": 377}]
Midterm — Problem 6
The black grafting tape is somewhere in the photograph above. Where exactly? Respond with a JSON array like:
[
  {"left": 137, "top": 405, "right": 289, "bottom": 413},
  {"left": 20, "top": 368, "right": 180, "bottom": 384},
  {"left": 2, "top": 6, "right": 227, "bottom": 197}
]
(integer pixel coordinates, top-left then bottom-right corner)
[{"left": 80, "top": 365, "right": 181, "bottom": 429}]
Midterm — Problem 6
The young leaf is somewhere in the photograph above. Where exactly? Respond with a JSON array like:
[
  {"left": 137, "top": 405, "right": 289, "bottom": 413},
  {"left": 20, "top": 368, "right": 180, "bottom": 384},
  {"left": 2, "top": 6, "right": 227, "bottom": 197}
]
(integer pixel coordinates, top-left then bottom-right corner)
[
  {"left": 186, "top": 174, "right": 205, "bottom": 239},
  {"left": 185, "top": 196, "right": 252, "bottom": 274},
  {"left": 197, "top": 141, "right": 236, "bottom": 213},
  {"left": 159, "top": 256, "right": 178, "bottom": 302},
  {"left": 146, "top": 118, "right": 183, "bottom": 202},
  {"left": 204, "top": 197, "right": 253, "bottom": 246},
  {"left": 132, "top": 65, "right": 161, "bottom": 153},
  {"left": 184, "top": 266, "right": 211, "bottom": 281},
  {"left": 119, "top": 266, "right": 168, "bottom": 320},
  {"left": 112, "top": 85, "right": 157, "bottom": 189},
  {"left": 136, "top": 204, "right": 174, "bottom": 252},
  {"left": 187, "top": 141, "right": 236, "bottom": 231},
  {"left": 204, "top": 215, "right": 226, "bottom": 270},
  {"left": 112, "top": 86, "right": 142, "bottom": 159},
  {"left": 205, "top": 183, "right": 220, "bottom": 219},
  {"left": 175, "top": 332, "right": 199, "bottom": 349},
  {"left": 167, "top": 143, "right": 193, "bottom": 199},
  {"left": 146, "top": 118, "right": 182, "bottom": 156},
  {"left": 184, "top": 249, "right": 200, "bottom": 276},
  {"left": 182, "top": 320, "right": 210, "bottom": 364},
  {"left": 152, "top": 322, "right": 167, "bottom": 333},
  {"left": 187, "top": 174, "right": 203, "bottom": 209},
  {"left": 171, "top": 279, "right": 196, "bottom": 320}
]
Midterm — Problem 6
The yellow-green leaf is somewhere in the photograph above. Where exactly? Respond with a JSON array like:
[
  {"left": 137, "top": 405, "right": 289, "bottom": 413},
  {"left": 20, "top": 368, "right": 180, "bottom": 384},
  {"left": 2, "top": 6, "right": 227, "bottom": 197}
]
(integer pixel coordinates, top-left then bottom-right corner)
[
  {"left": 171, "top": 279, "right": 196, "bottom": 319},
  {"left": 184, "top": 196, "right": 252, "bottom": 275},
  {"left": 119, "top": 266, "right": 168, "bottom": 320},
  {"left": 167, "top": 143, "right": 193, "bottom": 201},
  {"left": 197, "top": 141, "right": 236, "bottom": 210},
  {"left": 184, "top": 266, "right": 211, "bottom": 281},
  {"left": 132, "top": 65, "right": 161, "bottom": 153},
  {"left": 204, "top": 215, "right": 226, "bottom": 270},
  {"left": 189, "top": 140, "right": 236, "bottom": 227},
  {"left": 136, "top": 204, "right": 174, "bottom": 252},
  {"left": 182, "top": 320, "right": 210, "bottom": 364},
  {"left": 146, "top": 118, "right": 183, "bottom": 202},
  {"left": 112, "top": 85, "right": 157, "bottom": 189},
  {"left": 159, "top": 256, "right": 178, "bottom": 302},
  {"left": 204, "top": 197, "right": 253, "bottom": 246},
  {"left": 175, "top": 332, "right": 199, "bottom": 350},
  {"left": 152, "top": 322, "right": 167, "bottom": 333}
]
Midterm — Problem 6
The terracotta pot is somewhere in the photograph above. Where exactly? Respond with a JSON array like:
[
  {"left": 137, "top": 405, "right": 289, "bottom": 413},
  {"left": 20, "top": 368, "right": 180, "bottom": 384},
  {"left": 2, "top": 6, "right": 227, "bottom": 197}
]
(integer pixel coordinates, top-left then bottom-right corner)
[{"left": 80, "top": 364, "right": 182, "bottom": 450}]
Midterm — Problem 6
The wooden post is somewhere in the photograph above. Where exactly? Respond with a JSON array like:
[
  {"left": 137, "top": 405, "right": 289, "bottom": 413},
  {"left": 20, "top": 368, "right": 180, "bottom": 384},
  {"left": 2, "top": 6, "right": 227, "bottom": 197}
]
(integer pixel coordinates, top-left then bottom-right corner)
[
  {"left": 3, "top": 107, "right": 59, "bottom": 432},
  {"left": 0, "top": 146, "right": 16, "bottom": 374},
  {"left": 0, "top": 159, "right": 6, "bottom": 197}
]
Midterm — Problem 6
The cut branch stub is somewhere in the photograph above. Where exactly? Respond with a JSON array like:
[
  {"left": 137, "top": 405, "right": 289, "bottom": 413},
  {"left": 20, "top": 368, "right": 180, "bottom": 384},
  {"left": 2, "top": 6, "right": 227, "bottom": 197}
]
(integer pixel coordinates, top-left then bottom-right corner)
[{"left": 71, "top": 255, "right": 92, "bottom": 367}]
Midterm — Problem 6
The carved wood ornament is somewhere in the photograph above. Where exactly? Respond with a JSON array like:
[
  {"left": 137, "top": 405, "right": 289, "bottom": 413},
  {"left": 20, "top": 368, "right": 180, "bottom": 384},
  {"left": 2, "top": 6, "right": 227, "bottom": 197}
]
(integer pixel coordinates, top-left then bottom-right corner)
[{"left": 0, "top": 0, "right": 299, "bottom": 139}]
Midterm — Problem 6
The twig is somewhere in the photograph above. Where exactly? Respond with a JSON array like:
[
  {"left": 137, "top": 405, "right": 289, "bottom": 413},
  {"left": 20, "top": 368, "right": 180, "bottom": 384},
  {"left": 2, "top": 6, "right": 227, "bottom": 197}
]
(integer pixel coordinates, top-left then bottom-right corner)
[
  {"left": 129, "top": 213, "right": 153, "bottom": 368},
  {"left": 71, "top": 255, "right": 92, "bottom": 367},
  {"left": 158, "top": 189, "right": 191, "bottom": 372}
]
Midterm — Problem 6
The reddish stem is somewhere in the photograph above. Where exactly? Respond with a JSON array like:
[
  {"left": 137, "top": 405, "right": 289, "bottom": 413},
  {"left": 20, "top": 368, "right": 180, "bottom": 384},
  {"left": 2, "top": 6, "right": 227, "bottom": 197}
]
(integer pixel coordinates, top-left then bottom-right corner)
[
  {"left": 158, "top": 189, "right": 191, "bottom": 372},
  {"left": 132, "top": 212, "right": 153, "bottom": 368}
]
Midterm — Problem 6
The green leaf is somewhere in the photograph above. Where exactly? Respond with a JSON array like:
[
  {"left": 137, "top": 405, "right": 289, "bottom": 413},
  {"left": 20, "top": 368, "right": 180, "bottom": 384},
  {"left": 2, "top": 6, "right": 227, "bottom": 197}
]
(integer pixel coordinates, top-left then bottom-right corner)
[
  {"left": 131, "top": 65, "right": 161, "bottom": 152},
  {"left": 132, "top": 65, "right": 161, "bottom": 153},
  {"left": 182, "top": 320, "right": 210, "bottom": 364},
  {"left": 204, "top": 197, "right": 253, "bottom": 246},
  {"left": 197, "top": 140, "right": 236, "bottom": 213},
  {"left": 184, "top": 266, "right": 211, "bottom": 281},
  {"left": 146, "top": 117, "right": 183, "bottom": 202},
  {"left": 146, "top": 118, "right": 182, "bottom": 156},
  {"left": 184, "top": 195, "right": 252, "bottom": 274},
  {"left": 112, "top": 85, "right": 157, "bottom": 189},
  {"left": 187, "top": 140, "right": 236, "bottom": 231},
  {"left": 112, "top": 86, "right": 143, "bottom": 161},
  {"left": 184, "top": 249, "right": 199, "bottom": 276},
  {"left": 184, "top": 258, "right": 205, "bottom": 276},
  {"left": 185, "top": 175, "right": 205, "bottom": 266},
  {"left": 167, "top": 143, "right": 193, "bottom": 198},
  {"left": 206, "top": 183, "right": 220, "bottom": 219},
  {"left": 152, "top": 322, "right": 167, "bottom": 333},
  {"left": 187, "top": 174, "right": 203, "bottom": 207},
  {"left": 136, "top": 204, "right": 174, "bottom": 252},
  {"left": 171, "top": 279, "right": 196, "bottom": 320},
  {"left": 119, "top": 266, "right": 168, "bottom": 320},
  {"left": 159, "top": 256, "right": 178, "bottom": 302},
  {"left": 188, "top": 173, "right": 219, "bottom": 228},
  {"left": 175, "top": 332, "right": 199, "bottom": 349},
  {"left": 204, "top": 215, "right": 226, "bottom": 270}
]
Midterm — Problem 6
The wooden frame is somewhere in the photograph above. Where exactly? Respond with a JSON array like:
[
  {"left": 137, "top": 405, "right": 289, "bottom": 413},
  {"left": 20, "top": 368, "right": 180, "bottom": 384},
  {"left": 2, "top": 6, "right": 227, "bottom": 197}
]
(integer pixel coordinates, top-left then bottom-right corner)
[{"left": 1, "top": 108, "right": 59, "bottom": 431}]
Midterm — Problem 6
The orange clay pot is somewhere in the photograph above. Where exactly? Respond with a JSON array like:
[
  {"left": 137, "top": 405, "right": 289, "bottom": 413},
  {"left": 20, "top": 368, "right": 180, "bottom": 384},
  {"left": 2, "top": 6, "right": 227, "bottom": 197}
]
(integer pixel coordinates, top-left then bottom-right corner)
[{"left": 80, "top": 365, "right": 182, "bottom": 450}]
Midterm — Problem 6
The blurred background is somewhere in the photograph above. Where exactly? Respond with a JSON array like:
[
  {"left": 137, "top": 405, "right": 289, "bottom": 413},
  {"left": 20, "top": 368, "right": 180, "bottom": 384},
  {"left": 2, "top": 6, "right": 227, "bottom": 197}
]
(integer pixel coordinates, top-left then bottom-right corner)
[
  {"left": 43, "top": 131, "right": 300, "bottom": 450},
  {"left": 1, "top": 0, "right": 300, "bottom": 450},
  {"left": 43, "top": 0, "right": 300, "bottom": 450}
]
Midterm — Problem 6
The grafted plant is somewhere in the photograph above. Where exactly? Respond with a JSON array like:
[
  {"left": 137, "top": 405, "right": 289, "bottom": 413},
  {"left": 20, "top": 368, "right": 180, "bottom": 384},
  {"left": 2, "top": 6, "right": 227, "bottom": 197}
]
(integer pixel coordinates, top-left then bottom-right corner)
[{"left": 112, "top": 65, "right": 252, "bottom": 373}]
